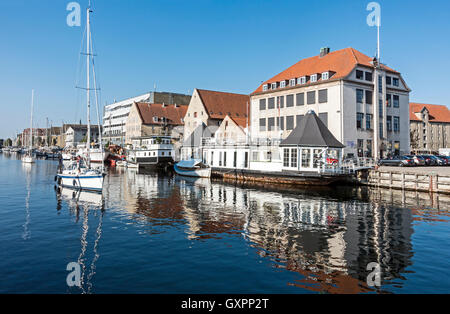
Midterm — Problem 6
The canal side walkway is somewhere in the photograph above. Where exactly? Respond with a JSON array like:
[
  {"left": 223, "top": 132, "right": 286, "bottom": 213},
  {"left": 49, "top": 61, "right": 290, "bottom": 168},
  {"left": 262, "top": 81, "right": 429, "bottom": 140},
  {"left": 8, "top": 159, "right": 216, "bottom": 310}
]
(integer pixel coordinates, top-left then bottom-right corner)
[{"left": 357, "top": 166, "right": 450, "bottom": 194}]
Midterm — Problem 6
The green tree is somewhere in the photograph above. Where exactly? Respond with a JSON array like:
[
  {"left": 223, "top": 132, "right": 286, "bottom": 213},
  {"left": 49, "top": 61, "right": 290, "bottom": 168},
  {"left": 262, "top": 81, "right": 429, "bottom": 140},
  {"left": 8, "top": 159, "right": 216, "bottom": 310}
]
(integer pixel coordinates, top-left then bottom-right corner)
[{"left": 5, "top": 138, "right": 12, "bottom": 146}]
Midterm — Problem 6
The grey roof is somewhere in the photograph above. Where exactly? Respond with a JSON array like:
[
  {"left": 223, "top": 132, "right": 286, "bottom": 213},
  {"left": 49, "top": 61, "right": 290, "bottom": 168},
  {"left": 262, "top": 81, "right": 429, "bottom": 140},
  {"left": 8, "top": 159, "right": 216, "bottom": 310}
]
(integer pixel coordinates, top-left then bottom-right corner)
[
  {"left": 183, "top": 123, "right": 218, "bottom": 147},
  {"left": 280, "top": 111, "right": 345, "bottom": 148}
]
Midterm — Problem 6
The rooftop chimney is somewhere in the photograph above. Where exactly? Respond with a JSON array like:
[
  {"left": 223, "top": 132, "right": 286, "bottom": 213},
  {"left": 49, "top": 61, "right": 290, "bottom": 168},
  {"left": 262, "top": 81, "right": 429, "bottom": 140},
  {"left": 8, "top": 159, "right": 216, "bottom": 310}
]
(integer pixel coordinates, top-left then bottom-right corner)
[{"left": 320, "top": 47, "right": 330, "bottom": 57}]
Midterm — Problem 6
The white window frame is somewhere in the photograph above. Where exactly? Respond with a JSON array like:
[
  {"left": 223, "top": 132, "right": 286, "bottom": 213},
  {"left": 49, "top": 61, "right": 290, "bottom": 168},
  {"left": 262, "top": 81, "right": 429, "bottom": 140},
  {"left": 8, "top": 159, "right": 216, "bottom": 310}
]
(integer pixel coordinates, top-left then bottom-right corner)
[
  {"left": 263, "top": 84, "right": 268, "bottom": 91},
  {"left": 298, "top": 76, "right": 306, "bottom": 85},
  {"left": 321, "top": 71, "right": 329, "bottom": 80},
  {"left": 290, "top": 79, "right": 296, "bottom": 87},
  {"left": 280, "top": 80, "right": 286, "bottom": 88},
  {"left": 271, "top": 82, "right": 277, "bottom": 89},
  {"left": 310, "top": 74, "right": 317, "bottom": 82}
]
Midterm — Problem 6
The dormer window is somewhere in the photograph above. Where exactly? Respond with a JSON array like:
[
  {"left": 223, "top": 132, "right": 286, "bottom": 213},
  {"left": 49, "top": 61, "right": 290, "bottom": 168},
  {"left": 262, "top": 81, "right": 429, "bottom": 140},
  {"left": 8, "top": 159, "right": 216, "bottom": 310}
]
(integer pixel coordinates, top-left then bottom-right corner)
[
  {"left": 263, "top": 84, "right": 268, "bottom": 91},
  {"left": 298, "top": 76, "right": 306, "bottom": 85},
  {"left": 271, "top": 82, "right": 277, "bottom": 89},
  {"left": 310, "top": 74, "right": 318, "bottom": 82},
  {"left": 321, "top": 72, "right": 329, "bottom": 80},
  {"left": 153, "top": 116, "right": 158, "bottom": 123},
  {"left": 393, "top": 78, "right": 399, "bottom": 87},
  {"left": 289, "top": 79, "right": 296, "bottom": 87},
  {"left": 280, "top": 81, "right": 286, "bottom": 88}
]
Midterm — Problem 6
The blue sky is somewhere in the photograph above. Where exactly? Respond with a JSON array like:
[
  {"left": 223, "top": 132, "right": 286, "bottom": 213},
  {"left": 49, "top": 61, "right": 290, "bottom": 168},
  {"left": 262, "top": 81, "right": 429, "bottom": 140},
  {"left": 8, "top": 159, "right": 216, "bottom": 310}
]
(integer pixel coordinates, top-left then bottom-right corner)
[{"left": 1, "top": 0, "right": 449, "bottom": 139}]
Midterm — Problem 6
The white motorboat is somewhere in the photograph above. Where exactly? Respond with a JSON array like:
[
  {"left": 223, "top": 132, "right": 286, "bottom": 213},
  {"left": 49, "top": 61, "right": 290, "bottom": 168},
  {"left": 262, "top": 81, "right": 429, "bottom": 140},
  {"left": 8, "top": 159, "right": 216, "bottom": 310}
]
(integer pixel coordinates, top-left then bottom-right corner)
[
  {"left": 56, "top": 5, "right": 105, "bottom": 192},
  {"left": 174, "top": 159, "right": 211, "bottom": 178},
  {"left": 22, "top": 90, "right": 36, "bottom": 164},
  {"left": 116, "top": 160, "right": 127, "bottom": 167}
]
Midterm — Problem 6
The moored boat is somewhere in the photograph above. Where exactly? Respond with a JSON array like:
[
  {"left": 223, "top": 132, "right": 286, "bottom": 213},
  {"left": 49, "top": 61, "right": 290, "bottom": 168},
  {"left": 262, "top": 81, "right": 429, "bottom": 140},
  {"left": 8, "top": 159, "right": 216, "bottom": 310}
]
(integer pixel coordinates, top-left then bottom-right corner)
[{"left": 174, "top": 159, "right": 211, "bottom": 178}]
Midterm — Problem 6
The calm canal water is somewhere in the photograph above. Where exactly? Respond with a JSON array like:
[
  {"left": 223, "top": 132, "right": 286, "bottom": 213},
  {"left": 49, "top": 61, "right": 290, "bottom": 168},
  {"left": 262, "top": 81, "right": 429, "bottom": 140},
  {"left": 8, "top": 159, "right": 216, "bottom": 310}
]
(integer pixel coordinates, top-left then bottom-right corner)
[{"left": 0, "top": 153, "right": 449, "bottom": 294}]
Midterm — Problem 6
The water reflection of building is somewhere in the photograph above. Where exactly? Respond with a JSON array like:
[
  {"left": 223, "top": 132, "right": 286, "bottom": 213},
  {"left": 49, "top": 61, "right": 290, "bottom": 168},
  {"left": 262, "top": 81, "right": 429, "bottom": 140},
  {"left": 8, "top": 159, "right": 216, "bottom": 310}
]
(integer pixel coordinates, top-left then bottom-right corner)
[{"left": 115, "top": 170, "right": 418, "bottom": 293}]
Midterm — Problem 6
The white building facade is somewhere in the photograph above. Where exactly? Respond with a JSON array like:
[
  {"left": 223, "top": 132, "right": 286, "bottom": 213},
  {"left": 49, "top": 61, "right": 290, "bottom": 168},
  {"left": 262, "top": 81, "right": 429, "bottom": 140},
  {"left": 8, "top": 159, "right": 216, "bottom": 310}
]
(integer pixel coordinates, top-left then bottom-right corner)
[{"left": 250, "top": 48, "right": 411, "bottom": 158}]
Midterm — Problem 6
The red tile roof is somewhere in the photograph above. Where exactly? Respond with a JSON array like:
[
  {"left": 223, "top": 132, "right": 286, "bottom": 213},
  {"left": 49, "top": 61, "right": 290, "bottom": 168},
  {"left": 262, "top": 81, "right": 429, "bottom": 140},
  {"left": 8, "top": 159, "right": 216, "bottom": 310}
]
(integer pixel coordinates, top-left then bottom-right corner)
[
  {"left": 135, "top": 102, "right": 188, "bottom": 125},
  {"left": 228, "top": 115, "right": 248, "bottom": 128},
  {"left": 410, "top": 103, "right": 450, "bottom": 123},
  {"left": 252, "top": 47, "right": 398, "bottom": 95},
  {"left": 196, "top": 89, "right": 250, "bottom": 120}
]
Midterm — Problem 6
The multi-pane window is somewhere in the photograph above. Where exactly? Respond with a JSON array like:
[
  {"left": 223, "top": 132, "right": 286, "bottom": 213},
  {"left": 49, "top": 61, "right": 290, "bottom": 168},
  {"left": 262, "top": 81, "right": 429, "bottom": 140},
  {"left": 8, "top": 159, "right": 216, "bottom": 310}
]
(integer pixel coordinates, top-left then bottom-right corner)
[
  {"left": 393, "top": 116, "right": 400, "bottom": 132},
  {"left": 307, "top": 91, "right": 316, "bottom": 104},
  {"left": 378, "top": 75, "right": 383, "bottom": 91},
  {"left": 298, "top": 76, "right": 306, "bottom": 84},
  {"left": 301, "top": 149, "right": 311, "bottom": 168},
  {"left": 271, "top": 82, "right": 277, "bottom": 89},
  {"left": 318, "top": 89, "right": 328, "bottom": 103},
  {"left": 268, "top": 117, "right": 275, "bottom": 131},
  {"left": 379, "top": 99, "right": 383, "bottom": 117},
  {"left": 386, "top": 76, "right": 392, "bottom": 85},
  {"left": 277, "top": 96, "right": 284, "bottom": 108},
  {"left": 366, "top": 140, "right": 373, "bottom": 157},
  {"left": 310, "top": 74, "right": 317, "bottom": 82},
  {"left": 366, "top": 90, "right": 373, "bottom": 104},
  {"left": 356, "top": 70, "right": 364, "bottom": 79},
  {"left": 259, "top": 118, "right": 266, "bottom": 131},
  {"left": 277, "top": 117, "right": 284, "bottom": 130},
  {"left": 386, "top": 94, "right": 392, "bottom": 107},
  {"left": 259, "top": 99, "right": 266, "bottom": 110},
  {"left": 387, "top": 116, "right": 392, "bottom": 131},
  {"left": 356, "top": 89, "right": 364, "bottom": 103},
  {"left": 286, "top": 116, "right": 294, "bottom": 130},
  {"left": 268, "top": 97, "right": 275, "bottom": 109},
  {"left": 366, "top": 114, "right": 372, "bottom": 129},
  {"left": 290, "top": 79, "right": 296, "bottom": 87},
  {"left": 379, "top": 122, "right": 384, "bottom": 138},
  {"left": 322, "top": 72, "right": 329, "bottom": 80},
  {"left": 263, "top": 84, "right": 268, "bottom": 91},
  {"left": 365, "top": 72, "right": 373, "bottom": 81},
  {"left": 393, "top": 95, "right": 400, "bottom": 108},
  {"left": 296, "top": 93, "right": 304, "bottom": 106},
  {"left": 280, "top": 81, "right": 286, "bottom": 88},
  {"left": 291, "top": 149, "right": 297, "bottom": 168},
  {"left": 357, "top": 113, "right": 364, "bottom": 129},
  {"left": 283, "top": 149, "right": 290, "bottom": 167},
  {"left": 286, "top": 94, "right": 294, "bottom": 107},
  {"left": 393, "top": 78, "right": 399, "bottom": 86}
]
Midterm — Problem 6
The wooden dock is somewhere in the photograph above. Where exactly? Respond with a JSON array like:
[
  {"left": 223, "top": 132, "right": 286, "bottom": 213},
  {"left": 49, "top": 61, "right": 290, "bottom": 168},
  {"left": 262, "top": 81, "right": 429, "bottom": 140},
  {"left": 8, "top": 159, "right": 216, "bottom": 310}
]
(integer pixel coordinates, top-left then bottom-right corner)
[{"left": 356, "top": 167, "right": 450, "bottom": 194}]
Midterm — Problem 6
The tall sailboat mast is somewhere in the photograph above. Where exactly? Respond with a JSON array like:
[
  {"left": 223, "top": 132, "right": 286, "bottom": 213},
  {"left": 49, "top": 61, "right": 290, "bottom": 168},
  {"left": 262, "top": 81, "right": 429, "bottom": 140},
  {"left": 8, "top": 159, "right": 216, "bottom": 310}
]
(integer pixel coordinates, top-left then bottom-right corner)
[
  {"left": 30, "top": 89, "right": 34, "bottom": 150},
  {"left": 86, "top": 7, "right": 91, "bottom": 158}
]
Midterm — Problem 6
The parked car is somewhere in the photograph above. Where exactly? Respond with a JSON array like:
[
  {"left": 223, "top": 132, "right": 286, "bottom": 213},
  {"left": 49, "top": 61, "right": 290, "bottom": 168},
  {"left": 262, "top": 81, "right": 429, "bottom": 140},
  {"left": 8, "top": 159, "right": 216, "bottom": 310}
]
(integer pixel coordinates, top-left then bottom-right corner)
[
  {"left": 378, "top": 156, "right": 414, "bottom": 167},
  {"left": 435, "top": 155, "right": 448, "bottom": 166},
  {"left": 405, "top": 155, "right": 425, "bottom": 166},
  {"left": 440, "top": 155, "right": 450, "bottom": 165},
  {"left": 420, "top": 155, "right": 437, "bottom": 166}
]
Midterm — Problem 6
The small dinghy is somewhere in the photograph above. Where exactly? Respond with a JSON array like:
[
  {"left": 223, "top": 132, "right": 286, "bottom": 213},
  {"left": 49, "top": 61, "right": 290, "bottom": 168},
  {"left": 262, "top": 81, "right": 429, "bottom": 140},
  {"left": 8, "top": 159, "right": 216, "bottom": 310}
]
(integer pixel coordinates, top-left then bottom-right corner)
[{"left": 174, "top": 159, "right": 211, "bottom": 178}]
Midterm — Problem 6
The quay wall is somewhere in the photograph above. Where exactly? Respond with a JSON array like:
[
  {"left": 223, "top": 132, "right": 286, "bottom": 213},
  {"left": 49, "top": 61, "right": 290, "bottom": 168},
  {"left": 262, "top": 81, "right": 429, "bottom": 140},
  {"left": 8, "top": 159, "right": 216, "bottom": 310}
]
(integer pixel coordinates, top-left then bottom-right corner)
[{"left": 356, "top": 168, "right": 450, "bottom": 194}]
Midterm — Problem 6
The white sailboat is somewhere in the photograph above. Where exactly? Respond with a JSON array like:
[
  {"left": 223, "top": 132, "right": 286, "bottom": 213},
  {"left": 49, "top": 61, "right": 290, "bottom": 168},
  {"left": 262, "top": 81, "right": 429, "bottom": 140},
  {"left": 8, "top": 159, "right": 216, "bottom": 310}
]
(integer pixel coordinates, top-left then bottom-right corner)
[
  {"left": 57, "top": 4, "right": 105, "bottom": 192},
  {"left": 22, "top": 90, "right": 35, "bottom": 164}
]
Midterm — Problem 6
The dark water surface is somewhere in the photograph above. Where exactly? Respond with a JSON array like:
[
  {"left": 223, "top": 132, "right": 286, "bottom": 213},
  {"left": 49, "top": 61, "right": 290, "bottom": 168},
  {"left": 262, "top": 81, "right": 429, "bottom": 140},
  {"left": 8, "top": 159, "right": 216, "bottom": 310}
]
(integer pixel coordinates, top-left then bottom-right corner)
[{"left": 0, "top": 153, "right": 449, "bottom": 294}]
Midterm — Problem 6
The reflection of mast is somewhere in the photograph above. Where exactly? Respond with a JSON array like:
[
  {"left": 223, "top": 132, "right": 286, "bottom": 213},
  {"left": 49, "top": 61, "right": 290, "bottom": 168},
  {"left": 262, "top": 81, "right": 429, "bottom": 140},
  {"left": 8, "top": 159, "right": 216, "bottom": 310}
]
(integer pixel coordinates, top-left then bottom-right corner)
[
  {"left": 23, "top": 165, "right": 32, "bottom": 240},
  {"left": 86, "top": 209, "right": 103, "bottom": 293},
  {"left": 77, "top": 204, "right": 89, "bottom": 294}
]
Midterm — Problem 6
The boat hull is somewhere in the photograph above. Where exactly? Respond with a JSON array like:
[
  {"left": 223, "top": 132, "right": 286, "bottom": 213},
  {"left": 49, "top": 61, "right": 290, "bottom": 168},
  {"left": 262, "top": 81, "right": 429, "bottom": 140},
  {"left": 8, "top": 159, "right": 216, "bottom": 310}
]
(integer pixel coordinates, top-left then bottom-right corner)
[
  {"left": 57, "top": 173, "right": 104, "bottom": 191},
  {"left": 22, "top": 156, "right": 35, "bottom": 163},
  {"left": 174, "top": 164, "right": 211, "bottom": 178}
]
